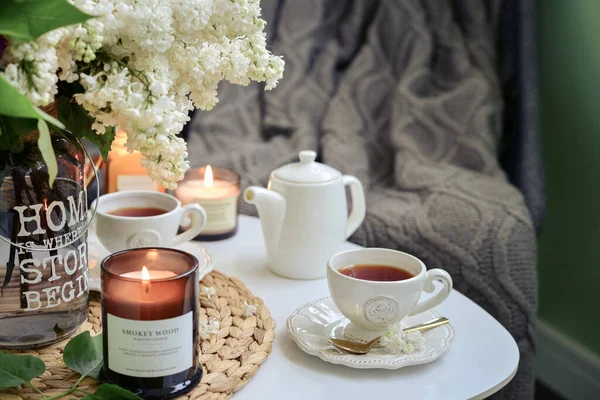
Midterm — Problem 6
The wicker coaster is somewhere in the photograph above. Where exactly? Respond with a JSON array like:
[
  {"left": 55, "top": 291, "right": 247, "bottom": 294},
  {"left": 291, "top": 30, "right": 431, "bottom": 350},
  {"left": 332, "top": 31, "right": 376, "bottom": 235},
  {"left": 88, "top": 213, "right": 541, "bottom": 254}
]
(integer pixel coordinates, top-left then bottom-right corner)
[{"left": 0, "top": 271, "right": 276, "bottom": 400}]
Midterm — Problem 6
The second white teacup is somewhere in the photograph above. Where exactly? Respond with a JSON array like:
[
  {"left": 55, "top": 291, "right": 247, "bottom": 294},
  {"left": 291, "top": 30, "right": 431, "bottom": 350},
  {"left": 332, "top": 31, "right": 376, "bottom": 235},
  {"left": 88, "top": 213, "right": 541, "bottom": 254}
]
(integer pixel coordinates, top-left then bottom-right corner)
[
  {"left": 327, "top": 248, "right": 453, "bottom": 341},
  {"left": 93, "top": 191, "right": 206, "bottom": 253}
]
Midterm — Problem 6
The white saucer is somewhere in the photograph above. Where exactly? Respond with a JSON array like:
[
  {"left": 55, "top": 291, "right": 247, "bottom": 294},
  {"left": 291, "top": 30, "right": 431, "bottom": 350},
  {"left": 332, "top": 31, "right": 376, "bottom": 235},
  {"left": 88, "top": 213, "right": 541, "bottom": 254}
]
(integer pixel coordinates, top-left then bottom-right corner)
[
  {"left": 87, "top": 231, "right": 213, "bottom": 292},
  {"left": 286, "top": 296, "right": 454, "bottom": 369}
]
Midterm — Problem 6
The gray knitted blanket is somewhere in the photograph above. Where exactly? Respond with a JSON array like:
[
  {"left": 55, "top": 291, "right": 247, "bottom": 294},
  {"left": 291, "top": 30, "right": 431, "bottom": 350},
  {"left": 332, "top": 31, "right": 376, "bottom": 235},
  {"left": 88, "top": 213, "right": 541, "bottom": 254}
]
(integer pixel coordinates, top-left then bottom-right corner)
[{"left": 188, "top": 1, "right": 537, "bottom": 398}]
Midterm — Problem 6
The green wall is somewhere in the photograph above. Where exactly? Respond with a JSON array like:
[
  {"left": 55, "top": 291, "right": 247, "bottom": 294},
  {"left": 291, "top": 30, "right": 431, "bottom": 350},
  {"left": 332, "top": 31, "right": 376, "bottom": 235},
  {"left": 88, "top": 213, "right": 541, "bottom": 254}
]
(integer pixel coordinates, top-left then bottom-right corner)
[{"left": 538, "top": 0, "right": 600, "bottom": 357}]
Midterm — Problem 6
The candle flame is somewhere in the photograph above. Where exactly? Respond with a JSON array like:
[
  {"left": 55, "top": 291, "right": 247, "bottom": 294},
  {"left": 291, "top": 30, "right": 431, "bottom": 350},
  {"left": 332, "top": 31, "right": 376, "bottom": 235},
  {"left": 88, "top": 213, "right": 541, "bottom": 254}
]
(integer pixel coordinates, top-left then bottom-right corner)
[
  {"left": 205, "top": 165, "right": 214, "bottom": 189},
  {"left": 141, "top": 266, "right": 150, "bottom": 281}
]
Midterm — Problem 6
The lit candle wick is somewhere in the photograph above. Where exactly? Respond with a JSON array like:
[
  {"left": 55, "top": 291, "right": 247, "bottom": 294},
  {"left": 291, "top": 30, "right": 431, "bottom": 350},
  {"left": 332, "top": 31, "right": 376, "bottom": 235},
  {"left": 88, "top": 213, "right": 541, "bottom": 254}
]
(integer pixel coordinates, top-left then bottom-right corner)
[
  {"left": 142, "top": 266, "right": 150, "bottom": 293},
  {"left": 141, "top": 266, "right": 150, "bottom": 280},
  {"left": 205, "top": 165, "right": 213, "bottom": 190}
]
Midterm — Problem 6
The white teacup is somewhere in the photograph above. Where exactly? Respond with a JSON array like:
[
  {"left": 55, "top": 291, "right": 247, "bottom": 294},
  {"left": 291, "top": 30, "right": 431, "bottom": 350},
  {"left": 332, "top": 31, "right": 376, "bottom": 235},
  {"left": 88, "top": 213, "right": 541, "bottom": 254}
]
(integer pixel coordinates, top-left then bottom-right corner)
[
  {"left": 327, "top": 248, "right": 453, "bottom": 341},
  {"left": 93, "top": 191, "right": 206, "bottom": 253}
]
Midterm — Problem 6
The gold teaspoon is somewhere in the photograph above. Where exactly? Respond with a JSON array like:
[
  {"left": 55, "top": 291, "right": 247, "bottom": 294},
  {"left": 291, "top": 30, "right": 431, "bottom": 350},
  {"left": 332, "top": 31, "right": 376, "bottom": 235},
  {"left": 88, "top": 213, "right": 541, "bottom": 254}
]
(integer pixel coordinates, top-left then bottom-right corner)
[
  {"left": 328, "top": 316, "right": 450, "bottom": 354},
  {"left": 403, "top": 316, "right": 449, "bottom": 333},
  {"left": 328, "top": 336, "right": 381, "bottom": 355}
]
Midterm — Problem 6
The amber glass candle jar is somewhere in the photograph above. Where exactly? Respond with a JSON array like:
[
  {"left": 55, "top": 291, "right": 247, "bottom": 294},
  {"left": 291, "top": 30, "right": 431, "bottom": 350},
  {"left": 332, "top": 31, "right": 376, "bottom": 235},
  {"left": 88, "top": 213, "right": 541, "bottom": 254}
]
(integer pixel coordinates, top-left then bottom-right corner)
[{"left": 101, "top": 248, "right": 201, "bottom": 399}]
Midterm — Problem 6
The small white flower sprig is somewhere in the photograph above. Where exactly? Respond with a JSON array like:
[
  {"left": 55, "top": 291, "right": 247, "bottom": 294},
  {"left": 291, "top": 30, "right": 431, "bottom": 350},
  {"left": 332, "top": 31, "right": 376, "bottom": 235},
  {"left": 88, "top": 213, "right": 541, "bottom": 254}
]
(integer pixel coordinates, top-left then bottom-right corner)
[
  {"left": 379, "top": 323, "right": 426, "bottom": 354},
  {"left": 199, "top": 318, "right": 220, "bottom": 340},
  {"left": 242, "top": 300, "right": 257, "bottom": 317},
  {"left": 200, "top": 285, "right": 216, "bottom": 300},
  {"left": 198, "top": 284, "right": 219, "bottom": 339}
]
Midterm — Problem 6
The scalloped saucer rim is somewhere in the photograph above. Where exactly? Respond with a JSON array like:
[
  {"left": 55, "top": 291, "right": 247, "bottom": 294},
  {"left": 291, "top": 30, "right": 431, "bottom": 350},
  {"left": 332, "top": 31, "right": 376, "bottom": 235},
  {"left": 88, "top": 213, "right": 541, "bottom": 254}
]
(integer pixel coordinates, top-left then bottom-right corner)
[{"left": 286, "top": 296, "right": 455, "bottom": 370}]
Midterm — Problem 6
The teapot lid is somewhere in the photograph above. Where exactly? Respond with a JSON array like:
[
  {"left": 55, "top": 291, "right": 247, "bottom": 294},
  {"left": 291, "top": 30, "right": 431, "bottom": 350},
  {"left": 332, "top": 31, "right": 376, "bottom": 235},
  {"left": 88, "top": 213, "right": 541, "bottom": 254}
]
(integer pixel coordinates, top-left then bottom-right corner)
[{"left": 274, "top": 150, "right": 341, "bottom": 183}]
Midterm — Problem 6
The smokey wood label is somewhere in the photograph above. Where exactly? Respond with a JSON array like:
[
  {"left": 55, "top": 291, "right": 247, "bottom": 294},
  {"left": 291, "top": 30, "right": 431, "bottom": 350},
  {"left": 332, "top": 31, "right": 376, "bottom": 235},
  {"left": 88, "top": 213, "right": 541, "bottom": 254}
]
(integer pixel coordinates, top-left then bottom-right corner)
[{"left": 107, "top": 313, "right": 193, "bottom": 378}]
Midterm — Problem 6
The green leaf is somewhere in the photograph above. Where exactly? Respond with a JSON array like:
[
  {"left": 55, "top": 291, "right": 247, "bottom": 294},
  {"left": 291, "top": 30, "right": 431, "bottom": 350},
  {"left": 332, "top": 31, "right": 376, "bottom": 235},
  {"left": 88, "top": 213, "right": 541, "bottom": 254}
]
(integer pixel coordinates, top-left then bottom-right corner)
[
  {"left": 56, "top": 96, "right": 116, "bottom": 161},
  {"left": 86, "top": 125, "right": 116, "bottom": 162},
  {"left": 81, "top": 384, "right": 143, "bottom": 400},
  {"left": 63, "top": 331, "right": 103, "bottom": 380},
  {"left": 37, "top": 119, "right": 57, "bottom": 187},
  {"left": 0, "top": 351, "right": 46, "bottom": 388},
  {"left": 0, "top": 74, "right": 65, "bottom": 129},
  {"left": 0, "top": 0, "right": 93, "bottom": 41}
]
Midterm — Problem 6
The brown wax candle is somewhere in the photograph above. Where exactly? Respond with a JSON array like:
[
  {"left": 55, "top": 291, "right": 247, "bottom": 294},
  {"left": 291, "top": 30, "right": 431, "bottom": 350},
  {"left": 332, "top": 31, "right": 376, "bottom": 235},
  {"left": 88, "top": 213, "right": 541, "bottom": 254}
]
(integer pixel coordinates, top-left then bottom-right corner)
[{"left": 101, "top": 248, "right": 201, "bottom": 399}]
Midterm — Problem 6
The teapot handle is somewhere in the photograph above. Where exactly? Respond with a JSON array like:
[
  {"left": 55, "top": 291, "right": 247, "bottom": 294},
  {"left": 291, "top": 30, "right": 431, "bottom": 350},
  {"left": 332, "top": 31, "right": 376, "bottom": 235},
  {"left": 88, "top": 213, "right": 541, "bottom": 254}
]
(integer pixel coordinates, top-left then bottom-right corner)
[{"left": 342, "top": 175, "right": 366, "bottom": 239}]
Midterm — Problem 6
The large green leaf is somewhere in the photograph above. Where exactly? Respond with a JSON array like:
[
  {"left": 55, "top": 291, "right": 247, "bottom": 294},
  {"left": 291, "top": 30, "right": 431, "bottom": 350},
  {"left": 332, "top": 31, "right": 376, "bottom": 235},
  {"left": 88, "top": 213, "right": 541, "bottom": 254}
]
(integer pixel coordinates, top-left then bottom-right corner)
[
  {"left": 0, "top": 351, "right": 46, "bottom": 389},
  {"left": 0, "top": 0, "right": 93, "bottom": 41},
  {"left": 81, "top": 384, "right": 143, "bottom": 400},
  {"left": 63, "top": 331, "right": 103, "bottom": 380},
  {"left": 56, "top": 96, "right": 116, "bottom": 162},
  {"left": 37, "top": 119, "right": 57, "bottom": 187},
  {"left": 0, "top": 74, "right": 65, "bottom": 130}
]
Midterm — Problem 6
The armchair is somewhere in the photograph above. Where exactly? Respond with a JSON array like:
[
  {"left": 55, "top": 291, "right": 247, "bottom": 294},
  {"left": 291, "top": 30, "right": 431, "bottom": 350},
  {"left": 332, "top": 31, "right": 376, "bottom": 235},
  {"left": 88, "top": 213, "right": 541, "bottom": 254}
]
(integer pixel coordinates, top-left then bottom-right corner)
[{"left": 186, "top": 1, "right": 542, "bottom": 398}]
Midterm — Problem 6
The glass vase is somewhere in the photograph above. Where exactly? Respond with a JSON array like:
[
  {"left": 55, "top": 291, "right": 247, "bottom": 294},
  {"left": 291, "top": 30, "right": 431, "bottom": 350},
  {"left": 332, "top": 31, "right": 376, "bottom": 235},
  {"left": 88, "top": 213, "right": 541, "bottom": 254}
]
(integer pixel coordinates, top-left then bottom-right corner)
[{"left": 0, "top": 133, "right": 91, "bottom": 348}]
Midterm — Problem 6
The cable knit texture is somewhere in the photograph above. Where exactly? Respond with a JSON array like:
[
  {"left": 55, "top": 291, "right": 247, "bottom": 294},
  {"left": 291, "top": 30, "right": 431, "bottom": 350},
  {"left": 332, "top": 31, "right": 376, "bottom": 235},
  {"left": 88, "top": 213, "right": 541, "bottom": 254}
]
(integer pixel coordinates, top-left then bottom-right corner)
[{"left": 188, "top": 1, "right": 537, "bottom": 398}]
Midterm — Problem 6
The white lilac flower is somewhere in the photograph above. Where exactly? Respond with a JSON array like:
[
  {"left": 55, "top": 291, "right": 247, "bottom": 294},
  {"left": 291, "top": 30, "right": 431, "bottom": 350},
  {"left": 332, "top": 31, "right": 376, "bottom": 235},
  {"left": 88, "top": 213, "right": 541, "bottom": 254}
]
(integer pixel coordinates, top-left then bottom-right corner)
[
  {"left": 200, "top": 285, "right": 216, "bottom": 300},
  {"left": 198, "top": 318, "right": 220, "bottom": 340},
  {"left": 242, "top": 300, "right": 257, "bottom": 317},
  {"left": 0, "top": 0, "right": 284, "bottom": 188},
  {"left": 380, "top": 324, "right": 426, "bottom": 354},
  {"left": 2, "top": 30, "right": 63, "bottom": 106}
]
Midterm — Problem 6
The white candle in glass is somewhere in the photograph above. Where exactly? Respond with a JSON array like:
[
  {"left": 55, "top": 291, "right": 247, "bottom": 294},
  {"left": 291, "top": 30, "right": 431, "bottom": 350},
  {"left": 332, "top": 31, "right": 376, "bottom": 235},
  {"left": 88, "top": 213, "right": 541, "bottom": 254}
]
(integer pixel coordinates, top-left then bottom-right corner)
[
  {"left": 176, "top": 166, "right": 239, "bottom": 202},
  {"left": 174, "top": 166, "right": 240, "bottom": 238},
  {"left": 120, "top": 266, "right": 177, "bottom": 280}
]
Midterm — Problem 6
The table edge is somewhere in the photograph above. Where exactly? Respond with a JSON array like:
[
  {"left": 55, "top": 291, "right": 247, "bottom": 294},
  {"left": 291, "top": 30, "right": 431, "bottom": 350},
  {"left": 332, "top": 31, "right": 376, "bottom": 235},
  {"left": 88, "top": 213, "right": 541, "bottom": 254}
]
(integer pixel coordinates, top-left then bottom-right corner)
[{"left": 469, "top": 358, "right": 519, "bottom": 400}]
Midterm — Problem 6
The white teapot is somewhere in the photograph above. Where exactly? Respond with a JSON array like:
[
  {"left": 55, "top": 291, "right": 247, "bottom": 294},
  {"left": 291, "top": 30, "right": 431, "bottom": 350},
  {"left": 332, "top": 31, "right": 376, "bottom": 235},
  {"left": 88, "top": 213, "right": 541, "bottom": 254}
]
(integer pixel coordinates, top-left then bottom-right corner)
[{"left": 244, "top": 150, "right": 366, "bottom": 279}]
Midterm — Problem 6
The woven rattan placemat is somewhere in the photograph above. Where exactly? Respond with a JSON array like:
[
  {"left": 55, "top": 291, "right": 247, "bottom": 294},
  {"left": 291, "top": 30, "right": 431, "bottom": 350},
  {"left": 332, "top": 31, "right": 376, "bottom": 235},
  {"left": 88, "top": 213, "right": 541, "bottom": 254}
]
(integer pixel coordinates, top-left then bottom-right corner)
[{"left": 0, "top": 271, "right": 276, "bottom": 400}]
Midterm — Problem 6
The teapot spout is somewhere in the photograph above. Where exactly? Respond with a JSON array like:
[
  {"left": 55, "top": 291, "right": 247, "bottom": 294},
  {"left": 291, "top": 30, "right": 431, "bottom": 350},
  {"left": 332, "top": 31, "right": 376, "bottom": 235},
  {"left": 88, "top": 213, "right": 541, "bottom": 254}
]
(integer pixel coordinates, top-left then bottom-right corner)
[{"left": 244, "top": 187, "right": 286, "bottom": 259}]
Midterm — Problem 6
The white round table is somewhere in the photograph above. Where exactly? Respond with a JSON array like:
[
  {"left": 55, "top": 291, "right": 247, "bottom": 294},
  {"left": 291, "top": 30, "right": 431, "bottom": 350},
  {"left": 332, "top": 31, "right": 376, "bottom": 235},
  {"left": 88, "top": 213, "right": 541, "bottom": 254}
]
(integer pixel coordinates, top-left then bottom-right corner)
[{"left": 193, "top": 216, "right": 519, "bottom": 400}]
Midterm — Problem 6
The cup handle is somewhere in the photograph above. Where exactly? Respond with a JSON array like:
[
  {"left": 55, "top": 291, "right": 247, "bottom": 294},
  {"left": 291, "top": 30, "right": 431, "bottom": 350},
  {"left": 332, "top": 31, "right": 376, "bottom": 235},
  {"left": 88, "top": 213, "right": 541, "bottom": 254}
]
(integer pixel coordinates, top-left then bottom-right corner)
[
  {"left": 170, "top": 203, "right": 207, "bottom": 247},
  {"left": 408, "top": 269, "right": 453, "bottom": 316},
  {"left": 343, "top": 175, "right": 366, "bottom": 239}
]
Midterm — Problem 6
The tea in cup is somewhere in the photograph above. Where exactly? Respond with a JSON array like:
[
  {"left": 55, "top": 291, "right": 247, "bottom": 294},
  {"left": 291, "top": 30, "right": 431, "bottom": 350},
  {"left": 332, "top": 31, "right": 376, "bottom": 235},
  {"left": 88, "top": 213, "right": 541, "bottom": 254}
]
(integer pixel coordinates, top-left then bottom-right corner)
[
  {"left": 327, "top": 248, "right": 453, "bottom": 341},
  {"left": 93, "top": 191, "right": 206, "bottom": 253}
]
